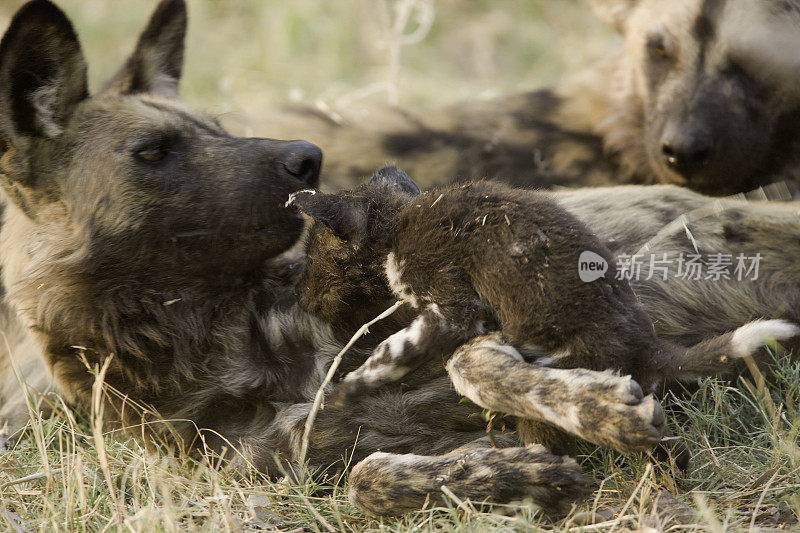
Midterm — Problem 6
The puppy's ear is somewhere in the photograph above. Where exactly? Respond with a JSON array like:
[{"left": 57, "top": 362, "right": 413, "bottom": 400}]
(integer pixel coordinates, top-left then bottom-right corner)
[
  {"left": 369, "top": 165, "right": 421, "bottom": 196},
  {"left": 287, "top": 190, "right": 367, "bottom": 242}
]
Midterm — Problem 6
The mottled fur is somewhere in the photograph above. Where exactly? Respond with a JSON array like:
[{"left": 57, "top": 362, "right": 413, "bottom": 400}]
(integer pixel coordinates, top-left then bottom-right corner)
[
  {"left": 289, "top": 167, "right": 797, "bottom": 457},
  {"left": 5, "top": 0, "right": 800, "bottom": 519},
  {"left": 553, "top": 184, "right": 800, "bottom": 346},
  {"left": 349, "top": 441, "right": 590, "bottom": 517},
  {"left": 233, "top": 0, "right": 800, "bottom": 195},
  {"left": 0, "top": 0, "right": 607, "bottom": 516}
]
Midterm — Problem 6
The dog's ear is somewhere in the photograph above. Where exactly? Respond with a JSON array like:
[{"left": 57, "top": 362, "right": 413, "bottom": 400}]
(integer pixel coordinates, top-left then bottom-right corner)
[
  {"left": 369, "top": 165, "right": 421, "bottom": 196},
  {"left": 287, "top": 190, "right": 368, "bottom": 242},
  {"left": 101, "top": 0, "right": 187, "bottom": 97},
  {"left": 587, "top": 0, "right": 638, "bottom": 33},
  {"left": 0, "top": 0, "right": 88, "bottom": 146}
]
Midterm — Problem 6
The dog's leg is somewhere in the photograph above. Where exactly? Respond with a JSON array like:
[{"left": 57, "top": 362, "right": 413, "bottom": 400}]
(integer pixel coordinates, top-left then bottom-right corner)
[
  {"left": 328, "top": 305, "right": 473, "bottom": 407},
  {"left": 516, "top": 419, "right": 579, "bottom": 456},
  {"left": 234, "top": 374, "right": 512, "bottom": 478},
  {"left": 446, "top": 334, "right": 666, "bottom": 453},
  {"left": 348, "top": 443, "right": 592, "bottom": 517}
]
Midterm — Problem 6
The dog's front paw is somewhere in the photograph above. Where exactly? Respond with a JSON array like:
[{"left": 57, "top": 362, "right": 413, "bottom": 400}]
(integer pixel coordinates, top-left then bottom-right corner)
[{"left": 572, "top": 374, "right": 665, "bottom": 453}]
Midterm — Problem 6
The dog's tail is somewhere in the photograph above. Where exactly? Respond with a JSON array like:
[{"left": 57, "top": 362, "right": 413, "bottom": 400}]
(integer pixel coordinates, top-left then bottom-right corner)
[{"left": 656, "top": 319, "right": 800, "bottom": 381}]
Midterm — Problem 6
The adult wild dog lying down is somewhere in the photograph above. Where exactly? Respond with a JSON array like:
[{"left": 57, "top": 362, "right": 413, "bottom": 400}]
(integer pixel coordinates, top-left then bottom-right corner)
[
  {"left": 287, "top": 167, "right": 798, "bottom": 460},
  {"left": 0, "top": 0, "right": 642, "bottom": 517},
  {"left": 555, "top": 184, "right": 800, "bottom": 347},
  {"left": 2, "top": 0, "right": 800, "bottom": 519},
  {"left": 238, "top": 0, "right": 800, "bottom": 195}
]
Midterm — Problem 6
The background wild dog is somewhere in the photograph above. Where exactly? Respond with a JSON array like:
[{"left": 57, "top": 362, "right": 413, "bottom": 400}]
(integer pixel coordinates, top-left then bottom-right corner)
[
  {"left": 235, "top": 0, "right": 800, "bottom": 196},
  {"left": 587, "top": 0, "right": 800, "bottom": 194},
  {"left": 553, "top": 184, "right": 800, "bottom": 347},
  {"left": 287, "top": 166, "right": 798, "bottom": 460}
]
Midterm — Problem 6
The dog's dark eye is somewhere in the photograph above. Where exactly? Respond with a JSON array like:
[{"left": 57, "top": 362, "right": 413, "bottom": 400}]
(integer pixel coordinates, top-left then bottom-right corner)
[
  {"left": 136, "top": 146, "right": 168, "bottom": 162},
  {"left": 722, "top": 59, "right": 750, "bottom": 81},
  {"left": 646, "top": 36, "right": 670, "bottom": 59}
]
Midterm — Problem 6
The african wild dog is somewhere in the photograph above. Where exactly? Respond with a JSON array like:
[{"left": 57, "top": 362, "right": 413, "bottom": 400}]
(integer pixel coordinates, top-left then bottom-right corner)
[
  {"left": 0, "top": 0, "right": 330, "bottom": 460},
  {"left": 3, "top": 0, "right": 800, "bottom": 520},
  {"left": 587, "top": 0, "right": 800, "bottom": 194},
  {"left": 288, "top": 166, "right": 798, "bottom": 460},
  {"left": 233, "top": 0, "right": 800, "bottom": 196},
  {"left": 0, "top": 0, "right": 648, "bottom": 517},
  {"left": 552, "top": 184, "right": 800, "bottom": 347}
]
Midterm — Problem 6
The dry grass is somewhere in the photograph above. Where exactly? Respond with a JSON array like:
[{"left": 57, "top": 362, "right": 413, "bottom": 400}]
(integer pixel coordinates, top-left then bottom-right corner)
[
  {"left": 0, "top": 1, "right": 798, "bottom": 531},
  {"left": 2, "top": 348, "right": 798, "bottom": 531}
]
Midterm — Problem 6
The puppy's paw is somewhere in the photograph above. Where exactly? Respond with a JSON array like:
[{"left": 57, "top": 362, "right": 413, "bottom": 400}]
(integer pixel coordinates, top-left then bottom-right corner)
[
  {"left": 654, "top": 435, "right": 691, "bottom": 473},
  {"left": 326, "top": 378, "right": 367, "bottom": 409},
  {"left": 326, "top": 383, "right": 352, "bottom": 410},
  {"left": 573, "top": 374, "right": 665, "bottom": 453}
]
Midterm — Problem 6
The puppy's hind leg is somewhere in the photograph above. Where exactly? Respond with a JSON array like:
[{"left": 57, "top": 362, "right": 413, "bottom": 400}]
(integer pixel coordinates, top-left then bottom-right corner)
[{"left": 517, "top": 419, "right": 579, "bottom": 456}]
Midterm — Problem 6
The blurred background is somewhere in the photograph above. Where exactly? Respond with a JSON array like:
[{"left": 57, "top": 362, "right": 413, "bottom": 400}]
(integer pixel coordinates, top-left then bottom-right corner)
[{"left": 0, "top": 0, "right": 615, "bottom": 114}]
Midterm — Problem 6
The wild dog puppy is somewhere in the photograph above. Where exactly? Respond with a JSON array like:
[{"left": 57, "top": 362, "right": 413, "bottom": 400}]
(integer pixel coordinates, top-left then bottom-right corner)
[{"left": 288, "top": 167, "right": 799, "bottom": 457}]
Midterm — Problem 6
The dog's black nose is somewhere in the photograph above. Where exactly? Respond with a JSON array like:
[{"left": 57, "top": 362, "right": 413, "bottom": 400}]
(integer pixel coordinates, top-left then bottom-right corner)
[
  {"left": 661, "top": 129, "right": 714, "bottom": 178},
  {"left": 282, "top": 141, "right": 322, "bottom": 186}
]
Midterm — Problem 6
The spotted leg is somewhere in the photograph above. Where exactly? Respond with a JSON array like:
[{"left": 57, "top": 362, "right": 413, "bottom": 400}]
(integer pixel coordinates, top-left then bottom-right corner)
[
  {"left": 446, "top": 334, "right": 666, "bottom": 453},
  {"left": 328, "top": 304, "right": 478, "bottom": 408}
]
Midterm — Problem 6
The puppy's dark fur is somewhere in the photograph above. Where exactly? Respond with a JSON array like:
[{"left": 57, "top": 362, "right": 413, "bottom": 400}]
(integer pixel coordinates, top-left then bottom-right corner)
[{"left": 290, "top": 167, "right": 799, "bottom": 457}]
